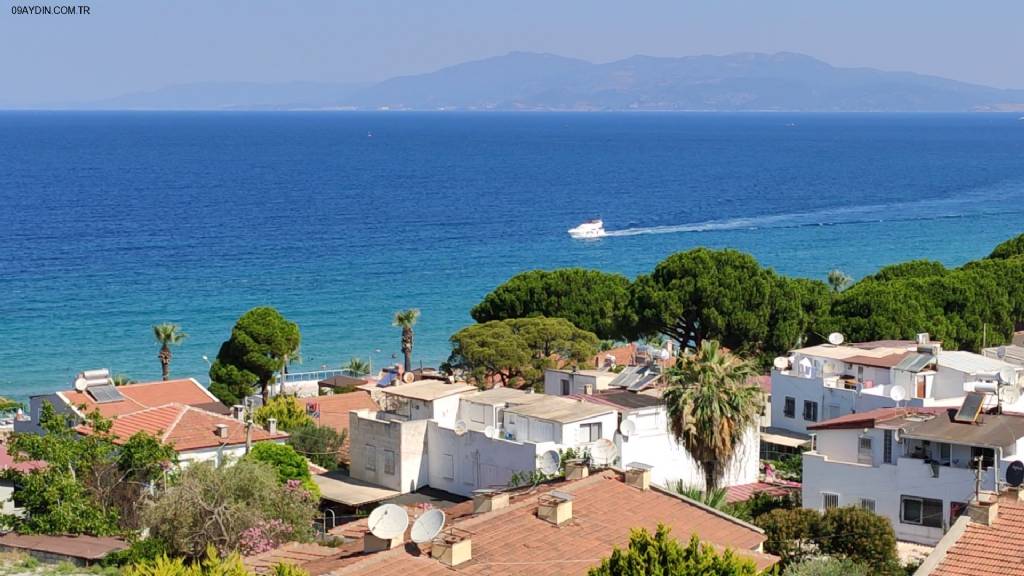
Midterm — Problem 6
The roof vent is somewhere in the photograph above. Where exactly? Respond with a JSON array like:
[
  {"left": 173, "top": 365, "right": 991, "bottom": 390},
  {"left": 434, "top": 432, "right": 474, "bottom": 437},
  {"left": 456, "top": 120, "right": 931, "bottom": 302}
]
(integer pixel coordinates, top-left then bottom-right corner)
[
  {"left": 431, "top": 527, "right": 472, "bottom": 567},
  {"left": 624, "top": 462, "right": 653, "bottom": 491},
  {"left": 537, "top": 491, "right": 573, "bottom": 526},
  {"left": 215, "top": 424, "right": 229, "bottom": 439},
  {"left": 968, "top": 491, "right": 999, "bottom": 526},
  {"left": 472, "top": 489, "right": 509, "bottom": 514},
  {"left": 565, "top": 459, "right": 589, "bottom": 481},
  {"left": 916, "top": 332, "right": 930, "bottom": 345},
  {"left": 266, "top": 417, "right": 278, "bottom": 435}
]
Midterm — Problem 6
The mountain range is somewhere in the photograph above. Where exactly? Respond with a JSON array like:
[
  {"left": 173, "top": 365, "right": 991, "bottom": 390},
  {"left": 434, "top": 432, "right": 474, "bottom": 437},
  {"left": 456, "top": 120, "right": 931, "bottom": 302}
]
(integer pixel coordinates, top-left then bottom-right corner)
[{"left": 47, "top": 52, "right": 1024, "bottom": 112}]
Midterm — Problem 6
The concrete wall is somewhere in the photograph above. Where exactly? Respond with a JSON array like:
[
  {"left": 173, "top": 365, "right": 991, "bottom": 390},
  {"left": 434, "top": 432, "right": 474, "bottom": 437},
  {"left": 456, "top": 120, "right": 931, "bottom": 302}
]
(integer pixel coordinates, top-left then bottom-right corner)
[
  {"left": 426, "top": 422, "right": 542, "bottom": 496},
  {"left": 502, "top": 411, "right": 617, "bottom": 447},
  {"left": 349, "top": 411, "right": 428, "bottom": 493},
  {"left": 457, "top": 399, "right": 498, "bottom": 432},
  {"left": 543, "top": 370, "right": 599, "bottom": 396}
]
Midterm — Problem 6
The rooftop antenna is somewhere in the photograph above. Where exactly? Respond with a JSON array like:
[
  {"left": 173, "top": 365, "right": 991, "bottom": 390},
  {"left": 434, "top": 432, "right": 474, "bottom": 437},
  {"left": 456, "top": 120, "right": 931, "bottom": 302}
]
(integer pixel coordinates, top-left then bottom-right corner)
[
  {"left": 410, "top": 509, "right": 445, "bottom": 544},
  {"left": 367, "top": 504, "right": 409, "bottom": 541}
]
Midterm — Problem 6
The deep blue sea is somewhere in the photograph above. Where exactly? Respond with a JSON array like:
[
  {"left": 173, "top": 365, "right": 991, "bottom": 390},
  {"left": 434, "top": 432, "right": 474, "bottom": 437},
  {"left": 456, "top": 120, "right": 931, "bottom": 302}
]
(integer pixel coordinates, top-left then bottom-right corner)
[{"left": 2, "top": 112, "right": 1023, "bottom": 401}]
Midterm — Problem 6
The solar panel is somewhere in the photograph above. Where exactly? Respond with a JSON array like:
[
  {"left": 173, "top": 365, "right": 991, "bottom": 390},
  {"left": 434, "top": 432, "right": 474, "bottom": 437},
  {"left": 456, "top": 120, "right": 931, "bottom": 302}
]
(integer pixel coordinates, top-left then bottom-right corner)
[
  {"left": 954, "top": 391, "right": 985, "bottom": 423},
  {"left": 87, "top": 384, "right": 125, "bottom": 404},
  {"left": 376, "top": 371, "right": 397, "bottom": 388}
]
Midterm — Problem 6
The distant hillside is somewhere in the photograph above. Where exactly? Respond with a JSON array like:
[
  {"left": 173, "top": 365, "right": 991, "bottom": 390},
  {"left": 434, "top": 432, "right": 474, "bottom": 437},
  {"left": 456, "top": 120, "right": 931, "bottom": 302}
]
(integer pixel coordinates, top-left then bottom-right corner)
[{"left": 62, "top": 52, "right": 1024, "bottom": 112}]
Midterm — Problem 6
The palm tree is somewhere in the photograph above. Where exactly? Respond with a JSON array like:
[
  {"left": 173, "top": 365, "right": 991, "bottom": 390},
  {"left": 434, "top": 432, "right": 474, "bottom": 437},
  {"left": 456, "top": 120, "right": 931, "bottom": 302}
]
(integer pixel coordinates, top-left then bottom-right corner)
[
  {"left": 343, "top": 357, "right": 371, "bottom": 377},
  {"left": 827, "top": 268, "right": 852, "bottom": 293},
  {"left": 153, "top": 323, "right": 187, "bottom": 381},
  {"left": 392, "top": 309, "right": 420, "bottom": 372},
  {"left": 664, "top": 340, "right": 763, "bottom": 493}
]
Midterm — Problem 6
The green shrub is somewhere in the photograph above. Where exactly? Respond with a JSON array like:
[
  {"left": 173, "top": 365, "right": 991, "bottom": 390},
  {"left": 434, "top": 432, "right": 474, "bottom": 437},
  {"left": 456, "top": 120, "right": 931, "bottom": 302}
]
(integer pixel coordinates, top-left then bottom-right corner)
[
  {"left": 103, "top": 537, "right": 170, "bottom": 566},
  {"left": 124, "top": 547, "right": 248, "bottom": 576},
  {"left": 782, "top": 557, "right": 870, "bottom": 576},
  {"left": 816, "top": 507, "right": 899, "bottom": 574},
  {"left": 245, "top": 442, "right": 319, "bottom": 498},
  {"left": 588, "top": 525, "right": 761, "bottom": 576},
  {"left": 755, "top": 508, "right": 821, "bottom": 566},
  {"left": 288, "top": 423, "right": 346, "bottom": 470}
]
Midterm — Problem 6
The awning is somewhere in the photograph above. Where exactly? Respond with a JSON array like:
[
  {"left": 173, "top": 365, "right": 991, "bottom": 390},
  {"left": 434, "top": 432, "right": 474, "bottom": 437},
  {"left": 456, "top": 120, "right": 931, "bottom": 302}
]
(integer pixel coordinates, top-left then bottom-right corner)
[
  {"left": 312, "top": 470, "right": 398, "bottom": 507},
  {"left": 761, "top": 429, "right": 811, "bottom": 449}
]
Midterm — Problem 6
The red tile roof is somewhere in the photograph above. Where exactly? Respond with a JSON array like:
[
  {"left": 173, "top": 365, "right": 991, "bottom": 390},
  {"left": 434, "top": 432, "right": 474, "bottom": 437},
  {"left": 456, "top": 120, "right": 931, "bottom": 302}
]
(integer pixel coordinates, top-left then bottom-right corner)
[
  {"left": 75, "top": 403, "right": 288, "bottom": 451},
  {"left": 0, "top": 441, "right": 45, "bottom": 473},
  {"left": 324, "top": 470, "right": 777, "bottom": 576},
  {"left": 58, "top": 378, "right": 220, "bottom": 418},
  {"left": 725, "top": 481, "right": 800, "bottom": 504},
  {"left": 0, "top": 534, "right": 127, "bottom": 560},
  {"left": 929, "top": 501, "right": 1024, "bottom": 576},
  {"left": 807, "top": 407, "right": 944, "bottom": 431},
  {"left": 301, "top": 392, "right": 378, "bottom": 462}
]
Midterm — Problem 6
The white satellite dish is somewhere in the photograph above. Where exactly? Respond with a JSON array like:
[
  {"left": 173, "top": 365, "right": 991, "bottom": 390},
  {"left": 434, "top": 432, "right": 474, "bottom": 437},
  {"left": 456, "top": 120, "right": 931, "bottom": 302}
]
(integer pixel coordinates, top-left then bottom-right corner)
[
  {"left": 483, "top": 425, "right": 497, "bottom": 439},
  {"left": 772, "top": 357, "right": 789, "bottom": 370},
  {"left": 73, "top": 377, "right": 89, "bottom": 392},
  {"left": 619, "top": 418, "right": 637, "bottom": 437},
  {"left": 827, "top": 332, "right": 845, "bottom": 346},
  {"left": 367, "top": 504, "right": 409, "bottom": 540},
  {"left": 1000, "top": 367, "right": 1017, "bottom": 386},
  {"left": 539, "top": 449, "right": 560, "bottom": 475},
  {"left": 591, "top": 438, "right": 617, "bottom": 465},
  {"left": 453, "top": 420, "right": 468, "bottom": 436},
  {"left": 889, "top": 386, "right": 907, "bottom": 403},
  {"left": 410, "top": 509, "right": 445, "bottom": 544}
]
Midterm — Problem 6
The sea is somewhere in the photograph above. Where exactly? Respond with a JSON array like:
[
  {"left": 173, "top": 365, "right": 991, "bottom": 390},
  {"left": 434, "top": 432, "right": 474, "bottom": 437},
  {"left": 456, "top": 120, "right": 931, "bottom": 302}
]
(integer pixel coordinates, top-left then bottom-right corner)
[{"left": 2, "top": 112, "right": 1023, "bottom": 401}]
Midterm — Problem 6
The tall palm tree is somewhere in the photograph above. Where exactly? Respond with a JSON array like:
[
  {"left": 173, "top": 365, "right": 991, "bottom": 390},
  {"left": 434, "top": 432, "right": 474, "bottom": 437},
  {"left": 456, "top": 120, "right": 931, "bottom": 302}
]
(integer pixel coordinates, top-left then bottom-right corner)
[
  {"left": 664, "top": 340, "right": 763, "bottom": 493},
  {"left": 153, "top": 323, "right": 187, "bottom": 381},
  {"left": 392, "top": 309, "right": 420, "bottom": 372}
]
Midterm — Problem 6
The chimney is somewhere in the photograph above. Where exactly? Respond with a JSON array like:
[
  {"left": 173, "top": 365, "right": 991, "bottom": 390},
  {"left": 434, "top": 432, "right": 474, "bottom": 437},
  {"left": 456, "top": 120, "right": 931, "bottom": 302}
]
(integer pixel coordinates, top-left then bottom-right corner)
[
  {"left": 565, "top": 459, "right": 589, "bottom": 481},
  {"left": 431, "top": 528, "right": 472, "bottom": 567},
  {"left": 363, "top": 533, "right": 404, "bottom": 553},
  {"left": 215, "top": 424, "right": 229, "bottom": 439},
  {"left": 472, "top": 489, "right": 510, "bottom": 514},
  {"left": 624, "top": 464, "right": 652, "bottom": 491},
  {"left": 968, "top": 491, "right": 999, "bottom": 526},
  {"left": 266, "top": 418, "right": 278, "bottom": 435},
  {"left": 583, "top": 384, "right": 594, "bottom": 396},
  {"left": 916, "top": 332, "right": 930, "bottom": 345},
  {"left": 231, "top": 405, "right": 245, "bottom": 421},
  {"left": 537, "top": 491, "right": 573, "bottom": 526}
]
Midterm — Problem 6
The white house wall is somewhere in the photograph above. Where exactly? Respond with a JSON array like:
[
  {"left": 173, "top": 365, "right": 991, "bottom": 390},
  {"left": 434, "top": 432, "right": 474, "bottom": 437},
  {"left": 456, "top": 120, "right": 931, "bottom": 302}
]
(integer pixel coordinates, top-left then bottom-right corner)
[
  {"left": 348, "top": 411, "right": 429, "bottom": 493},
  {"left": 426, "top": 422, "right": 542, "bottom": 497},
  {"left": 771, "top": 372, "right": 897, "bottom": 435},
  {"left": 543, "top": 371, "right": 598, "bottom": 396}
]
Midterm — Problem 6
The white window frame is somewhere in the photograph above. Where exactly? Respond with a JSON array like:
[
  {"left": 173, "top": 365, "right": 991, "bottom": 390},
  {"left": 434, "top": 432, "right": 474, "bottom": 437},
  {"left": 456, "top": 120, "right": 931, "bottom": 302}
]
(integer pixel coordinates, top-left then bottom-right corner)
[{"left": 579, "top": 422, "right": 602, "bottom": 443}]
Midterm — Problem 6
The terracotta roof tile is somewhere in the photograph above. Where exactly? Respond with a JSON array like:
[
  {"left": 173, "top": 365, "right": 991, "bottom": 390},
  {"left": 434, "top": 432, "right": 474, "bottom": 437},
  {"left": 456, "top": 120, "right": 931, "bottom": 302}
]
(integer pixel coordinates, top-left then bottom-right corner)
[
  {"left": 322, "top": 470, "right": 777, "bottom": 576},
  {"left": 75, "top": 403, "right": 288, "bottom": 451},
  {"left": 932, "top": 501, "right": 1024, "bottom": 576},
  {"left": 725, "top": 482, "right": 801, "bottom": 504},
  {"left": 58, "top": 378, "right": 219, "bottom": 418}
]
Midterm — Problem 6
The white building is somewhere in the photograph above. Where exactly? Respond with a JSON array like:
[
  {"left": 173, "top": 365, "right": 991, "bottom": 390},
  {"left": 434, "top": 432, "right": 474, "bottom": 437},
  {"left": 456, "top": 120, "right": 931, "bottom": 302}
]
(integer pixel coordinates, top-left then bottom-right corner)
[
  {"left": 543, "top": 368, "right": 617, "bottom": 396},
  {"left": 770, "top": 337, "right": 1023, "bottom": 438},
  {"left": 802, "top": 406, "right": 1024, "bottom": 545}
]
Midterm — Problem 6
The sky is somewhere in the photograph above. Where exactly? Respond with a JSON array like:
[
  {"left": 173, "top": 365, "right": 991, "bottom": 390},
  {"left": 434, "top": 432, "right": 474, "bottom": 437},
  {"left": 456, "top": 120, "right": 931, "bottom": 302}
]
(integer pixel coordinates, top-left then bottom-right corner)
[{"left": 1, "top": 0, "right": 1021, "bottom": 106}]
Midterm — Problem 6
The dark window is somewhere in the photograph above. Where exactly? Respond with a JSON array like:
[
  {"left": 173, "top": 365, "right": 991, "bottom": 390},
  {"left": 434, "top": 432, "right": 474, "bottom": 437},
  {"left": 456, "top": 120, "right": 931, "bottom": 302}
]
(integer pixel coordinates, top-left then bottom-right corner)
[
  {"left": 972, "top": 447, "right": 995, "bottom": 469},
  {"left": 901, "top": 496, "right": 943, "bottom": 528},
  {"left": 822, "top": 492, "right": 839, "bottom": 510},
  {"left": 580, "top": 422, "right": 602, "bottom": 443},
  {"left": 803, "top": 400, "right": 818, "bottom": 422},
  {"left": 883, "top": 430, "right": 894, "bottom": 464},
  {"left": 784, "top": 397, "right": 796, "bottom": 418},
  {"left": 858, "top": 436, "right": 873, "bottom": 465},
  {"left": 860, "top": 498, "right": 876, "bottom": 512},
  {"left": 560, "top": 379, "right": 570, "bottom": 395}
]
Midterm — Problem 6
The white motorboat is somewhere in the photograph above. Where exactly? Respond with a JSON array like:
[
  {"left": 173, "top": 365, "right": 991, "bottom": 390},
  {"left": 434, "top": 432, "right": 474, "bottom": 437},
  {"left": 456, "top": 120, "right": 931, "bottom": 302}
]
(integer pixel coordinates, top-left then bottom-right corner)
[{"left": 568, "top": 218, "right": 606, "bottom": 239}]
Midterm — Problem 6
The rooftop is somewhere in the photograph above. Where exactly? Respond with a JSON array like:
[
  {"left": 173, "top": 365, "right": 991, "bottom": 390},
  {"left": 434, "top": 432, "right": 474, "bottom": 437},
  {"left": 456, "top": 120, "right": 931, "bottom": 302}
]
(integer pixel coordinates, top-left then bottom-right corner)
[
  {"left": 0, "top": 533, "right": 127, "bottom": 561},
  {"left": 923, "top": 500, "right": 1024, "bottom": 576},
  {"left": 983, "top": 345, "right": 1024, "bottom": 367},
  {"left": 938, "top": 350, "right": 1020, "bottom": 375},
  {"left": 325, "top": 470, "right": 777, "bottom": 576},
  {"left": 571, "top": 390, "right": 663, "bottom": 410},
  {"left": 55, "top": 377, "right": 220, "bottom": 418},
  {"left": 843, "top": 352, "right": 911, "bottom": 369},
  {"left": 380, "top": 381, "right": 476, "bottom": 402},
  {"left": 811, "top": 407, "right": 1024, "bottom": 449},
  {"left": 75, "top": 402, "right": 288, "bottom": 451},
  {"left": 462, "top": 387, "right": 546, "bottom": 406},
  {"left": 546, "top": 368, "right": 613, "bottom": 378},
  {"left": 504, "top": 394, "right": 616, "bottom": 424},
  {"left": 791, "top": 343, "right": 915, "bottom": 363},
  {"left": 301, "top": 392, "right": 378, "bottom": 461}
]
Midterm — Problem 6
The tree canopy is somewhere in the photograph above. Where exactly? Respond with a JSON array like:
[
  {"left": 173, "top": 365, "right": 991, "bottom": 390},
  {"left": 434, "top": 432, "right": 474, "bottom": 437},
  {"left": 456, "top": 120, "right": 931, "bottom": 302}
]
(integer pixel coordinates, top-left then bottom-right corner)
[
  {"left": 446, "top": 317, "right": 599, "bottom": 387},
  {"left": 209, "top": 307, "right": 301, "bottom": 405},
  {"left": 588, "top": 525, "right": 763, "bottom": 576},
  {"left": 253, "top": 396, "right": 315, "bottom": 432},
  {"left": 244, "top": 442, "right": 319, "bottom": 498},
  {"left": 471, "top": 269, "right": 633, "bottom": 340},
  {"left": 988, "top": 233, "right": 1024, "bottom": 260}
]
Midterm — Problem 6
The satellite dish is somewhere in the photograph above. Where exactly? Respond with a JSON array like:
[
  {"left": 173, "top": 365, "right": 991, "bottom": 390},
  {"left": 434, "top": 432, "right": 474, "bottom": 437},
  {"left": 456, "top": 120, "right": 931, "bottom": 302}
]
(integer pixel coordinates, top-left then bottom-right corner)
[
  {"left": 411, "top": 509, "right": 445, "bottom": 544},
  {"left": 483, "top": 425, "right": 497, "bottom": 439},
  {"left": 402, "top": 372, "right": 415, "bottom": 384},
  {"left": 453, "top": 420, "right": 468, "bottom": 436},
  {"left": 997, "top": 346, "right": 1007, "bottom": 359},
  {"left": 591, "top": 438, "right": 617, "bottom": 465},
  {"left": 538, "top": 449, "right": 560, "bottom": 475},
  {"left": 827, "top": 332, "right": 845, "bottom": 346},
  {"left": 1007, "top": 460, "right": 1024, "bottom": 488},
  {"left": 889, "top": 386, "right": 907, "bottom": 403},
  {"left": 772, "top": 357, "right": 789, "bottom": 370},
  {"left": 73, "top": 377, "right": 89, "bottom": 392},
  {"left": 367, "top": 504, "right": 409, "bottom": 540},
  {"left": 1000, "top": 367, "right": 1017, "bottom": 386},
  {"left": 619, "top": 419, "right": 636, "bottom": 437}
]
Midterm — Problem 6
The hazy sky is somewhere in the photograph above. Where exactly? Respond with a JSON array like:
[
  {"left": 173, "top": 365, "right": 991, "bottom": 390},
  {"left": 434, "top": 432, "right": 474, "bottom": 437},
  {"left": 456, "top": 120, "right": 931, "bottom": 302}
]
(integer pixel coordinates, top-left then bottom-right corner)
[{"left": 2, "top": 0, "right": 1021, "bottom": 105}]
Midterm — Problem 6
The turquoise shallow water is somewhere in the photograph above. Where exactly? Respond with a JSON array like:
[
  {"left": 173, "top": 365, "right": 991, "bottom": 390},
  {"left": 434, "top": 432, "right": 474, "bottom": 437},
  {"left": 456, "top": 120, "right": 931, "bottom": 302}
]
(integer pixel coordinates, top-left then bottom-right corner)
[{"left": 1, "top": 112, "right": 1023, "bottom": 400}]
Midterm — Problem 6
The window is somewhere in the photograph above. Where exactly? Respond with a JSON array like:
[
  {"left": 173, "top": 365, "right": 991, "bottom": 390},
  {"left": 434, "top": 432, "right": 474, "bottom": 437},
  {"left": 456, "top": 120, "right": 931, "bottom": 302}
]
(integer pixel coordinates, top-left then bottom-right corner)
[
  {"left": 822, "top": 492, "right": 839, "bottom": 510},
  {"left": 442, "top": 454, "right": 454, "bottom": 480},
  {"left": 860, "top": 498, "right": 876, "bottom": 512},
  {"left": 858, "top": 436, "right": 873, "bottom": 465},
  {"left": 857, "top": 366, "right": 865, "bottom": 380},
  {"left": 972, "top": 447, "right": 995, "bottom": 470},
  {"left": 883, "top": 430, "right": 894, "bottom": 464},
  {"left": 383, "top": 450, "right": 395, "bottom": 475},
  {"left": 560, "top": 379, "right": 571, "bottom": 395},
  {"left": 901, "top": 496, "right": 943, "bottom": 528},
  {"left": 939, "top": 443, "right": 951, "bottom": 466},
  {"left": 803, "top": 400, "right": 818, "bottom": 422},
  {"left": 915, "top": 375, "right": 927, "bottom": 399},
  {"left": 579, "top": 422, "right": 602, "bottom": 443},
  {"left": 364, "top": 445, "right": 376, "bottom": 471},
  {"left": 784, "top": 397, "right": 796, "bottom": 418}
]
